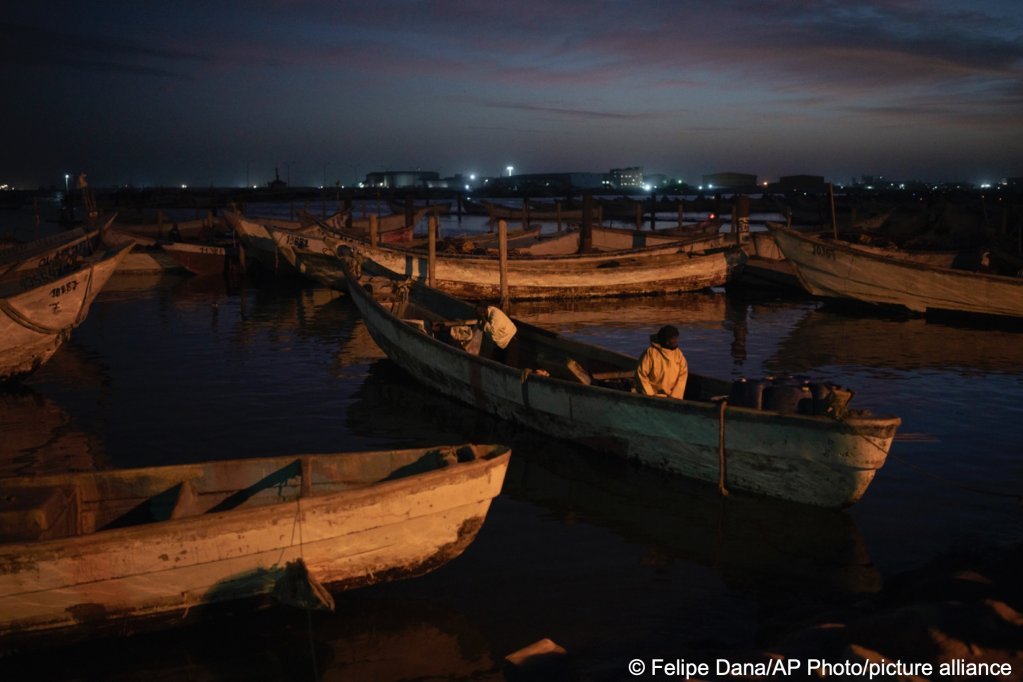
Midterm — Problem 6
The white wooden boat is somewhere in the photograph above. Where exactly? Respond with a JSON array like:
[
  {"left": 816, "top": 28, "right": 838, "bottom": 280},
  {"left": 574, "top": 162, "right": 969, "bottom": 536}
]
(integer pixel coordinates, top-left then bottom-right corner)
[
  {"left": 0, "top": 443, "right": 510, "bottom": 650},
  {"left": 160, "top": 240, "right": 237, "bottom": 276},
  {"left": 340, "top": 253, "right": 901, "bottom": 508},
  {"left": 770, "top": 224, "right": 1023, "bottom": 318},
  {"left": 327, "top": 230, "right": 745, "bottom": 301},
  {"left": 0, "top": 242, "right": 134, "bottom": 382}
]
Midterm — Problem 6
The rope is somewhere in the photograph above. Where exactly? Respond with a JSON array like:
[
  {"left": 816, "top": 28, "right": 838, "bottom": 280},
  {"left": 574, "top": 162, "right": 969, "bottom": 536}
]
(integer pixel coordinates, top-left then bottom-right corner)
[{"left": 717, "top": 398, "right": 729, "bottom": 497}]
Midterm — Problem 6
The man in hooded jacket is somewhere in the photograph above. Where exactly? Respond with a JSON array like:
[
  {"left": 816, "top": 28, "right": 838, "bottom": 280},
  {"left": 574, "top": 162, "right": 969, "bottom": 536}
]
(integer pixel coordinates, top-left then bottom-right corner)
[{"left": 635, "top": 325, "right": 688, "bottom": 399}]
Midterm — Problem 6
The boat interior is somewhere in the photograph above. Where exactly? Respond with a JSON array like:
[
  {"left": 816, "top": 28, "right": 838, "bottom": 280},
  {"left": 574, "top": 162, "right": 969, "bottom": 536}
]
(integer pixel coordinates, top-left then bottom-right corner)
[{"left": 0, "top": 445, "right": 496, "bottom": 544}]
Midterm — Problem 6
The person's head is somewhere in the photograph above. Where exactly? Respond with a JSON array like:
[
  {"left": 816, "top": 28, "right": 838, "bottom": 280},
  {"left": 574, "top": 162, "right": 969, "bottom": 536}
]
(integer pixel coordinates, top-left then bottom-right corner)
[
  {"left": 655, "top": 325, "right": 679, "bottom": 349},
  {"left": 475, "top": 303, "right": 490, "bottom": 321}
]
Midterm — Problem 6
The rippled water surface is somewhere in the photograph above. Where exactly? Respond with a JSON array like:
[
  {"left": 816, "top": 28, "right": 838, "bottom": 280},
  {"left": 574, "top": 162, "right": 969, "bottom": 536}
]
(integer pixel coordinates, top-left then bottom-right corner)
[{"left": 2, "top": 204, "right": 1022, "bottom": 680}]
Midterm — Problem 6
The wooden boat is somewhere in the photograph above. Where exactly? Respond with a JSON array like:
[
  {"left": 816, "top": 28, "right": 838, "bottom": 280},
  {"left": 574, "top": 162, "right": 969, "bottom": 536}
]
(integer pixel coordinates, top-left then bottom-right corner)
[
  {"left": 327, "top": 230, "right": 745, "bottom": 301},
  {"left": 107, "top": 211, "right": 216, "bottom": 247},
  {"left": 0, "top": 242, "right": 134, "bottom": 382},
  {"left": 270, "top": 227, "right": 346, "bottom": 289},
  {"left": 770, "top": 224, "right": 1023, "bottom": 319},
  {"left": 339, "top": 254, "right": 901, "bottom": 507},
  {"left": 0, "top": 443, "right": 510, "bottom": 650},
  {"left": 160, "top": 240, "right": 238, "bottom": 276},
  {"left": 0, "top": 215, "right": 118, "bottom": 278},
  {"left": 226, "top": 211, "right": 415, "bottom": 276}
]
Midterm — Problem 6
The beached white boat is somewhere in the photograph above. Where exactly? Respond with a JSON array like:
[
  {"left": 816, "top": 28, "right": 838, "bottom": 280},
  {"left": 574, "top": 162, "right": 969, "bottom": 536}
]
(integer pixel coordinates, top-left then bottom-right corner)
[
  {"left": 770, "top": 224, "right": 1023, "bottom": 318},
  {"left": 0, "top": 242, "right": 134, "bottom": 382},
  {"left": 340, "top": 253, "right": 901, "bottom": 507},
  {"left": 0, "top": 443, "right": 510, "bottom": 650},
  {"left": 326, "top": 229, "right": 744, "bottom": 300}
]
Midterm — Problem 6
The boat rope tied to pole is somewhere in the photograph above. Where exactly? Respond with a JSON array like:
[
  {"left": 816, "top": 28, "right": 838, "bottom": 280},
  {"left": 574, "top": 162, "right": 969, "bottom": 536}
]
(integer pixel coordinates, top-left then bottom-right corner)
[{"left": 716, "top": 397, "right": 729, "bottom": 497}]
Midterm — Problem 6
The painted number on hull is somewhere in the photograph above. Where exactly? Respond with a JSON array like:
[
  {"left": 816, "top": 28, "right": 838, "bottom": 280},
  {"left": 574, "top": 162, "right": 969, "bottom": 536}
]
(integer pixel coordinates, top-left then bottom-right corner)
[
  {"left": 812, "top": 243, "right": 836, "bottom": 260},
  {"left": 50, "top": 279, "right": 79, "bottom": 297}
]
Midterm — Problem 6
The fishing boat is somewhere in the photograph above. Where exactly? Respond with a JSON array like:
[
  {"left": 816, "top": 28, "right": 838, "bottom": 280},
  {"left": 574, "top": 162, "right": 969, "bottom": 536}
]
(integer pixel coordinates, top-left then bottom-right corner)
[
  {"left": 0, "top": 215, "right": 118, "bottom": 278},
  {"left": 160, "top": 240, "right": 238, "bottom": 276},
  {"left": 0, "top": 242, "right": 134, "bottom": 382},
  {"left": 340, "top": 253, "right": 900, "bottom": 508},
  {"left": 770, "top": 224, "right": 1023, "bottom": 319},
  {"left": 0, "top": 443, "right": 510, "bottom": 650},
  {"left": 326, "top": 228, "right": 744, "bottom": 301},
  {"left": 226, "top": 211, "right": 416, "bottom": 276}
]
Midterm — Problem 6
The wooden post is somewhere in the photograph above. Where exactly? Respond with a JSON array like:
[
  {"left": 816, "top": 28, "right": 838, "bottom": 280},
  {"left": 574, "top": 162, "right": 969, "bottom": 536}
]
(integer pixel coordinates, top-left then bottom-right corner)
[
  {"left": 157, "top": 210, "right": 164, "bottom": 237},
  {"left": 580, "top": 194, "right": 593, "bottom": 254},
  {"left": 649, "top": 195, "right": 656, "bottom": 230},
  {"left": 369, "top": 214, "right": 378, "bottom": 247},
  {"left": 677, "top": 202, "right": 684, "bottom": 228},
  {"left": 735, "top": 195, "right": 750, "bottom": 244},
  {"left": 634, "top": 202, "right": 643, "bottom": 231},
  {"left": 556, "top": 202, "right": 563, "bottom": 231},
  {"left": 498, "top": 219, "right": 509, "bottom": 308},
  {"left": 522, "top": 197, "right": 530, "bottom": 231},
  {"left": 828, "top": 182, "right": 838, "bottom": 239},
  {"left": 456, "top": 192, "right": 463, "bottom": 222},
  {"left": 428, "top": 215, "right": 437, "bottom": 288},
  {"left": 344, "top": 191, "right": 353, "bottom": 230},
  {"left": 786, "top": 207, "right": 792, "bottom": 228},
  {"left": 405, "top": 195, "right": 414, "bottom": 228}
]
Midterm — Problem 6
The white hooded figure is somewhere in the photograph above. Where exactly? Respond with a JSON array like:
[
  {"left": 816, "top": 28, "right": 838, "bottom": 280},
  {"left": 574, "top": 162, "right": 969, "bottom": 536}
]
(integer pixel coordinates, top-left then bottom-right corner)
[{"left": 635, "top": 325, "right": 688, "bottom": 399}]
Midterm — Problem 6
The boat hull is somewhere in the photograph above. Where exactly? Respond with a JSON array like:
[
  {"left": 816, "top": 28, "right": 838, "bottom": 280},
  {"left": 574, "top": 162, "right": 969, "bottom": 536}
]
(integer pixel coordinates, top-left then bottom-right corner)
[
  {"left": 0, "top": 244, "right": 133, "bottom": 381},
  {"left": 0, "top": 445, "right": 509, "bottom": 649},
  {"left": 771, "top": 226, "right": 1023, "bottom": 318},
  {"left": 334, "top": 236, "right": 745, "bottom": 301}
]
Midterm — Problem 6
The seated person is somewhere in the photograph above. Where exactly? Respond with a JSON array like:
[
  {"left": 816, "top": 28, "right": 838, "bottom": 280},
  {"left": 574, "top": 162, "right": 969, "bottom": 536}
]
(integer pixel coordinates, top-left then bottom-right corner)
[{"left": 635, "top": 325, "right": 688, "bottom": 399}]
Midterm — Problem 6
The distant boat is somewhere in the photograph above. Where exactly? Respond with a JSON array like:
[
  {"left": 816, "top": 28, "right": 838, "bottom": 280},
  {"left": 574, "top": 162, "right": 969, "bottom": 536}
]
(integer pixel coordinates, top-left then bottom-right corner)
[
  {"left": 325, "top": 227, "right": 744, "bottom": 301},
  {"left": 225, "top": 211, "right": 416, "bottom": 276},
  {"left": 770, "top": 224, "right": 1023, "bottom": 319},
  {"left": 1, "top": 241, "right": 134, "bottom": 381},
  {"left": 340, "top": 253, "right": 901, "bottom": 507},
  {"left": 0, "top": 443, "right": 510, "bottom": 650},
  {"left": 160, "top": 240, "right": 238, "bottom": 276}
]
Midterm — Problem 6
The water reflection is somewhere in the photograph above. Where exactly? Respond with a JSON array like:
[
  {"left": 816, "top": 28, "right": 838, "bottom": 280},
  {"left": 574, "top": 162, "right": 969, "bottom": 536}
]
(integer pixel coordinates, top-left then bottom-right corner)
[
  {"left": 0, "top": 387, "right": 104, "bottom": 476},
  {"left": 771, "top": 305, "right": 1023, "bottom": 375},
  {"left": 0, "top": 595, "right": 500, "bottom": 681}
]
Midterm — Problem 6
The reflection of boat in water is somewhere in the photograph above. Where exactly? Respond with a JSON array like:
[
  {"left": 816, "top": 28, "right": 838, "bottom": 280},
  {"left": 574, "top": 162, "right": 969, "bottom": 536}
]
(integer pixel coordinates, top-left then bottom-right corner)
[
  {"left": 770, "top": 307, "right": 1023, "bottom": 375},
  {"left": 0, "top": 388, "right": 103, "bottom": 477},
  {"left": 505, "top": 443, "right": 881, "bottom": 596},
  {"left": 346, "top": 360, "right": 879, "bottom": 596},
  {"left": 0, "top": 594, "right": 497, "bottom": 680}
]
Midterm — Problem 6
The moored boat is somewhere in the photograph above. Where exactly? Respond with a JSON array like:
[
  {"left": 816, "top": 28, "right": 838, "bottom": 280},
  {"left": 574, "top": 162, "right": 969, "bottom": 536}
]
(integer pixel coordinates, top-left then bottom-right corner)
[
  {"left": 770, "top": 224, "right": 1023, "bottom": 319},
  {"left": 326, "top": 229, "right": 745, "bottom": 301},
  {"left": 160, "top": 240, "right": 238, "bottom": 276},
  {"left": 1, "top": 242, "right": 134, "bottom": 382},
  {"left": 339, "top": 253, "right": 901, "bottom": 508},
  {"left": 0, "top": 443, "right": 510, "bottom": 650}
]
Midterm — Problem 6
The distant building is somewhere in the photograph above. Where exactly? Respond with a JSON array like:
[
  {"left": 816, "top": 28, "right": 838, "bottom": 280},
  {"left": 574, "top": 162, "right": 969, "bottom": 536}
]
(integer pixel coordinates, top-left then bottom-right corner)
[
  {"left": 777, "top": 174, "right": 826, "bottom": 194},
  {"left": 609, "top": 167, "right": 644, "bottom": 189},
  {"left": 701, "top": 172, "right": 757, "bottom": 191},
  {"left": 491, "top": 172, "right": 607, "bottom": 192},
  {"left": 364, "top": 171, "right": 442, "bottom": 189}
]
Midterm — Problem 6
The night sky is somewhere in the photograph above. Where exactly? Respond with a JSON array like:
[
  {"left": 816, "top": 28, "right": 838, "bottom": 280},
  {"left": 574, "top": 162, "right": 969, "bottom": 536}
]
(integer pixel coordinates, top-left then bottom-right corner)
[{"left": 3, "top": 1, "right": 1022, "bottom": 189}]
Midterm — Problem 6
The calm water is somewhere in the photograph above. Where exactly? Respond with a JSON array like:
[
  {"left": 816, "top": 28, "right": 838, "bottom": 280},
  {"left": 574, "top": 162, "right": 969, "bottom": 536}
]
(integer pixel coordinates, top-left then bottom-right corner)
[{"left": 2, "top": 203, "right": 1022, "bottom": 680}]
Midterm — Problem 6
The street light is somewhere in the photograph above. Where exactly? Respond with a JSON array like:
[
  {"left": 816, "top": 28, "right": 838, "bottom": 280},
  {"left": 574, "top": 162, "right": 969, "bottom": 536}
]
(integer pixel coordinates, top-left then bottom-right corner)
[
  {"left": 64, "top": 174, "right": 70, "bottom": 193},
  {"left": 506, "top": 165, "right": 514, "bottom": 177}
]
